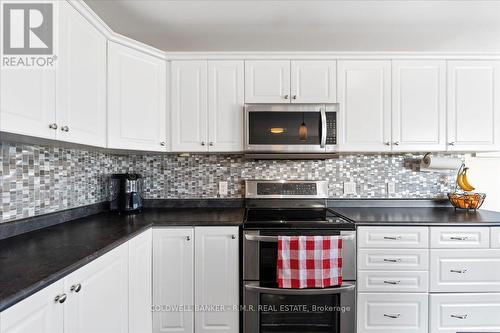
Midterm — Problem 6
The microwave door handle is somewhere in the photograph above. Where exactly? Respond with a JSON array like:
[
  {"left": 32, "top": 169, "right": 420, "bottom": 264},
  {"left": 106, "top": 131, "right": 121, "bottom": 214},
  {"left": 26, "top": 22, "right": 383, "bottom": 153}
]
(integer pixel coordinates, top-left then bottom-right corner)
[
  {"left": 244, "top": 282, "right": 355, "bottom": 295},
  {"left": 320, "top": 108, "right": 327, "bottom": 149}
]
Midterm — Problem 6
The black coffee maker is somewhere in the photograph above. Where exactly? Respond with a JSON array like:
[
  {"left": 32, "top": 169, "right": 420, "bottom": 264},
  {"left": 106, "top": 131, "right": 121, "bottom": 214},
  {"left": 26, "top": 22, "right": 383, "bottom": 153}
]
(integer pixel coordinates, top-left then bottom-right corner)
[{"left": 109, "top": 173, "right": 144, "bottom": 214}]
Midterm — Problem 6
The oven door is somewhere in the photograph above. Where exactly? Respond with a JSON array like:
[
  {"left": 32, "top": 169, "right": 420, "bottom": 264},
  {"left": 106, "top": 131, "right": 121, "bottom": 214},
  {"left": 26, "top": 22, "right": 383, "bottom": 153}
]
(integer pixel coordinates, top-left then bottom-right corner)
[
  {"left": 243, "top": 281, "right": 355, "bottom": 333},
  {"left": 244, "top": 104, "right": 335, "bottom": 153},
  {"left": 243, "top": 229, "right": 356, "bottom": 333}
]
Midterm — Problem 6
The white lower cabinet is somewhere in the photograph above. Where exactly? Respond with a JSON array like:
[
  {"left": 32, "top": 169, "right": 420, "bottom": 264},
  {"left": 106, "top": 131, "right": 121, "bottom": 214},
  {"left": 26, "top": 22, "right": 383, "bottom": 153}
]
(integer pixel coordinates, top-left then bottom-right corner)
[
  {"left": 194, "top": 227, "right": 239, "bottom": 333},
  {"left": 358, "top": 249, "right": 429, "bottom": 271},
  {"left": 0, "top": 280, "right": 64, "bottom": 333},
  {"left": 430, "top": 293, "right": 500, "bottom": 333},
  {"left": 129, "top": 229, "right": 153, "bottom": 333},
  {"left": 358, "top": 271, "right": 429, "bottom": 293},
  {"left": 153, "top": 227, "right": 239, "bottom": 333},
  {"left": 430, "top": 249, "right": 500, "bottom": 292},
  {"left": 357, "top": 293, "right": 428, "bottom": 333},
  {"left": 64, "top": 243, "right": 129, "bottom": 333}
]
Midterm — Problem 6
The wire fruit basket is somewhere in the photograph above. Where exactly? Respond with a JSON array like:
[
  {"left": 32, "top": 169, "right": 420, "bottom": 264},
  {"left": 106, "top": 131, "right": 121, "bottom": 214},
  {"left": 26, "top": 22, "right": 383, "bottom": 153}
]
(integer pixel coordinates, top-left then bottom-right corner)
[{"left": 447, "top": 192, "right": 486, "bottom": 210}]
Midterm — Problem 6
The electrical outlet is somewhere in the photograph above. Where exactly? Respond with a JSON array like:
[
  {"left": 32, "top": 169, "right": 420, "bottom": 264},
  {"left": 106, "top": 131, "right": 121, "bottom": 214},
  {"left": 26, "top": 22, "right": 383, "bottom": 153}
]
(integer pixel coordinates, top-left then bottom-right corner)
[
  {"left": 343, "top": 181, "right": 356, "bottom": 195},
  {"left": 218, "top": 181, "right": 228, "bottom": 196},
  {"left": 387, "top": 182, "right": 396, "bottom": 195}
]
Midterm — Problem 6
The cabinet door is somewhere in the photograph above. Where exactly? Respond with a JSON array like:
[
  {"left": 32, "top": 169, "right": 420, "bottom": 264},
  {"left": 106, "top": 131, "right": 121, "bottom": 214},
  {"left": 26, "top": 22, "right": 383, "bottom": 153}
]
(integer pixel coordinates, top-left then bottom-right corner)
[
  {"left": 208, "top": 61, "right": 244, "bottom": 152},
  {"left": 56, "top": 2, "right": 106, "bottom": 147},
  {"left": 194, "top": 227, "right": 239, "bottom": 333},
  {"left": 129, "top": 229, "right": 152, "bottom": 333},
  {"left": 153, "top": 228, "right": 194, "bottom": 333},
  {"left": 290, "top": 60, "right": 336, "bottom": 103},
  {"left": 244, "top": 60, "right": 290, "bottom": 103},
  {"left": 0, "top": 68, "right": 56, "bottom": 139},
  {"left": 171, "top": 61, "right": 208, "bottom": 152},
  {"left": 108, "top": 41, "right": 166, "bottom": 151},
  {"left": 447, "top": 60, "right": 500, "bottom": 151},
  {"left": 0, "top": 280, "right": 64, "bottom": 333},
  {"left": 64, "top": 243, "right": 128, "bottom": 333},
  {"left": 337, "top": 60, "right": 392, "bottom": 152},
  {"left": 392, "top": 60, "right": 446, "bottom": 152}
]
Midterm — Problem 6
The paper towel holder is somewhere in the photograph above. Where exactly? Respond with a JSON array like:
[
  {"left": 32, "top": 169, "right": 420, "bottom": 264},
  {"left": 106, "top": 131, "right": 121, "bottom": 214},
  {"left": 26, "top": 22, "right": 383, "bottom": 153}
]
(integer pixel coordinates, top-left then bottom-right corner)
[{"left": 420, "top": 153, "right": 463, "bottom": 172}]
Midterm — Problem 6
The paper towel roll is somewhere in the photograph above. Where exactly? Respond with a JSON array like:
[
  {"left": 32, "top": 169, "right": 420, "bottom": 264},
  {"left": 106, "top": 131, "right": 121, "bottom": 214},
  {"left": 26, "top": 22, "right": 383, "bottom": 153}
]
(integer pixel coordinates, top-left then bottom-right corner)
[{"left": 421, "top": 155, "right": 463, "bottom": 170}]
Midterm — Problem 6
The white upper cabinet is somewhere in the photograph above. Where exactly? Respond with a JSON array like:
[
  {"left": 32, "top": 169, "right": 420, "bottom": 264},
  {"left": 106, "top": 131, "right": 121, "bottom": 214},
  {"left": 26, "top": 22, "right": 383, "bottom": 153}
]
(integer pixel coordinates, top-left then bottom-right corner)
[
  {"left": 171, "top": 61, "right": 208, "bottom": 152},
  {"left": 392, "top": 60, "right": 446, "bottom": 152},
  {"left": 56, "top": 2, "right": 106, "bottom": 147},
  {"left": 108, "top": 41, "right": 167, "bottom": 151},
  {"left": 447, "top": 60, "right": 500, "bottom": 151},
  {"left": 290, "top": 60, "right": 337, "bottom": 103},
  {"left": 194, "top": 227, "right": 239, "bottom": 333},
  {"left": 337, "top": 60, "right": 392, "bottom": 152},
  {"left": 0, "top": 280, "right": 64, "bottom": 333},
  {"left": 208, "top": 61, "right": 244, "bottom": 152},
  {"left": 64, "top": 243, "right": 129, "bottom": 333},
  {"left": 0, "top": 66, "right": 56, "bottom": 139},
  {"left": 245, "top": 60, "right": 291, "bottom": 103}
]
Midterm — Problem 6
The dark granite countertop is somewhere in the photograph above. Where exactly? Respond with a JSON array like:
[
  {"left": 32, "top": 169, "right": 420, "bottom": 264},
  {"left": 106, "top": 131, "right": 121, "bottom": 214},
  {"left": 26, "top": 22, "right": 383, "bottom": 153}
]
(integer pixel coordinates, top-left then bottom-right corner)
[
  {"left": 333, "top": 207, "right": 500, "bottom": 226},
  {"left": 0, "top": 207, "right": 243, "bottom": 312}
]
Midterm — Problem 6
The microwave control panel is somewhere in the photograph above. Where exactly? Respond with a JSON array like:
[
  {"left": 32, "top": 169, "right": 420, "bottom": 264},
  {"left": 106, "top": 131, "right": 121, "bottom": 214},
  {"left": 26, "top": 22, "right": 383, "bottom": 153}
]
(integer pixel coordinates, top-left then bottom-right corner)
[{"left": 326, "top": 112, "right": 337, "bottom": 145}]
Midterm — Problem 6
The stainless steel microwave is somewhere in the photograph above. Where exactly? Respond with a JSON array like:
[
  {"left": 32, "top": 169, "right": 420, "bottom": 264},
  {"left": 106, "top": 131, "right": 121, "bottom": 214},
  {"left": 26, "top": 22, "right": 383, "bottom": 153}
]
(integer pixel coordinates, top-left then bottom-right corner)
[{"left": 244, "top": 104, "right": 338, "bottom": 157}]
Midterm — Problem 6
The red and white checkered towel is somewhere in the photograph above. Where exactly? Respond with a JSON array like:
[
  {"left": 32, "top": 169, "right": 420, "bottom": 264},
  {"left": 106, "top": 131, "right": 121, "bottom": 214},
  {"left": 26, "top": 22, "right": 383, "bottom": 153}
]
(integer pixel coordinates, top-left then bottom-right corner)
[{"left": 277, "top": 236, "right": 343, "bottom": 289}]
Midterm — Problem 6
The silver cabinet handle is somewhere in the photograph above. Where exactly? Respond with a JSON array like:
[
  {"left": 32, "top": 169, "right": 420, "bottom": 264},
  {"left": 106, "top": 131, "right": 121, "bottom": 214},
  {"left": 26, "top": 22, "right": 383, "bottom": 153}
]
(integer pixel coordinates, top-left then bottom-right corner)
[
  {"left": 449, "top": 142, "right": 456, "bottom": 146},
  {"left": 160, "top": 142, "right": 166, "bottom": 147},
  {"left": 383, "top": 258, "right": 402, "bottom": 263},
  {"left": 61, "top": 126, "right": 69, "bottom": 132},
  {"left": 54, "top": 293, "right": 67, "bottom": 304},
  {"left": 209, "top": 142, "right": 214, "bottom": 146},
  {"left": 284, "top": 95, "right": 289, "bottom": 100},
  {"left": 231, "top": 235, "right": 236, "bottom": 240},
  {"left": 450, "top": 236, "right": 469, "bottom": 241},
  {"left": 384, "top": 142, "right": 391, "bottom": 146},
  {"left": 49, "top": 123, "right": 58, "bottom": 130},
  {"left": 70, "top": 283, "right": 82, "bottom": 293},
  {"left": 393, "top": 141, "right": 400, "bottom": 145},
  {"left": 383, "top": 280, "right": 401, "bottom": 285},
  {"left": 450, "top": 269, "right": 468, "bottom": 274},
  {"left": 201, "top": 142, "right": 206, "bottom": 146},
  {"left": 383, "top": 236, "right": 402, "bottom": 240},
  {"left": 186, "top": 236, "right": 191, "bottom": 241},
  {"left": 451, "top": 314, "right": 468, "bottom": 320},
  {"left": 384, "top": 314, "right": 401, "bottom": 319},
  {"left": 292, "top": 95, "right": 297, "bottom": 100}
]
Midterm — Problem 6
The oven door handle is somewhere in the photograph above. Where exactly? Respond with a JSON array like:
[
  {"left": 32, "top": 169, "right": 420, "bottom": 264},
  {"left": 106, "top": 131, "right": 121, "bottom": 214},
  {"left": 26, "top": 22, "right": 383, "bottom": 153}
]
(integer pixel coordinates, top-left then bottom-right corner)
[
  {"left": 244, "top": 282, "right": 355, "bottom": 295},
  {"left": 245, "top": 234, "right": 355, "bottom": 242},
  {"left": 320, "top": 107, "right": 327, "bottom": 148}
]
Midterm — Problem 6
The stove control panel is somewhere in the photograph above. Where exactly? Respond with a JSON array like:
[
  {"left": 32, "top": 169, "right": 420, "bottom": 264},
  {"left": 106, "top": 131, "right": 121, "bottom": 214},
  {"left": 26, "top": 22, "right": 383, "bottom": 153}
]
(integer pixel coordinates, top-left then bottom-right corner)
[{"left": 246, "top": 180, "right": 328, "bottom": 198}]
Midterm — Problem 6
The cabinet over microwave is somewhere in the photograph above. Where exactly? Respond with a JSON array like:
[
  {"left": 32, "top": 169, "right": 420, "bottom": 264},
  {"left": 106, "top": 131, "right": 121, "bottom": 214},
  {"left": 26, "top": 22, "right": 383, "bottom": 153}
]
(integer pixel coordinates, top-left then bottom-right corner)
[{"left": 244, "top": 104, "right": 338, "bottom": 158}]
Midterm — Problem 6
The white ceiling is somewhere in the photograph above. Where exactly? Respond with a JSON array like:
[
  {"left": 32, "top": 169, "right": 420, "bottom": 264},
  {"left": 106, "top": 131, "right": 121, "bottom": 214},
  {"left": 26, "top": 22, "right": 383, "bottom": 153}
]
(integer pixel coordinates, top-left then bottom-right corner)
[{"left": 84, "top": 0, "right": 500, "bottom": 52}]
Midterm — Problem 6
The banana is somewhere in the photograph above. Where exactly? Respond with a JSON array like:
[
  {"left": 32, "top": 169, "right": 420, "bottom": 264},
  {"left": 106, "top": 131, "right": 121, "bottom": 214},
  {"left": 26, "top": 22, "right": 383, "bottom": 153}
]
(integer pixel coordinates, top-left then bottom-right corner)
[{"left": 457, "top": 168, "right": 475, "bottom": 192}]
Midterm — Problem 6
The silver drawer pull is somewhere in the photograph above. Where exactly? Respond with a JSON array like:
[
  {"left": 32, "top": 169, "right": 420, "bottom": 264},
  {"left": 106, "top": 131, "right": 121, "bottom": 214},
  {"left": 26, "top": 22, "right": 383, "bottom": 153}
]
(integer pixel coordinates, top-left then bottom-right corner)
[
  {"left": 383, "top": 280, "right": 401, "bottom": 285},
  {"left": 54, "top": 294, "right": 67, "bottom": 304},
  {"left": 383, "top": 258, "right": 402, "bottom": 263},
  {"left": 451, "top": 314, "right": 468, "bottom": 320},
  {"left": 383, "top": 236, "right": 402, "bottom": 240},
  {"left": 384, "top": 313, "right": 401, "bottom": 319},
  {"left": 450, "top": 269, "right": 468, "bottom": 274},
  {"left": 450, "top": 236, "right": 469, "bottom": 241}
]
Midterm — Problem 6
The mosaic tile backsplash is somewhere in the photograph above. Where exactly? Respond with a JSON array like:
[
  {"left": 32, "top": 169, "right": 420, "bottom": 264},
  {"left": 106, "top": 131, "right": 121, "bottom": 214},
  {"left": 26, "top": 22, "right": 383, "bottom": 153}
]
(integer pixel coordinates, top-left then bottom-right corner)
[{"left": 0, "top": 141, "right": 461, "bottom": 222}]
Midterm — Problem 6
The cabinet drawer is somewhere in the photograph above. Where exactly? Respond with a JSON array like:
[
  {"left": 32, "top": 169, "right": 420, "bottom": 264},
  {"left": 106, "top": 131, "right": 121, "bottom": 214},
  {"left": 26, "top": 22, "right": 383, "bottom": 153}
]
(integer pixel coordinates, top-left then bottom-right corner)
[
  {"left": 358, "top": 271, "right": 429, "bottom": 292},
  {"left": 358, "top": 249, "right": 429, "bottom": 271},
  {"left": 430, "top": 227, "right": 490, "bottom": 248},
  {"left": 430, "top": 249, "right": 500, "bottom": 292},
  {"left": 492, "top": 227, "right": 500, "bottom": 248},
  {"left": 430, "top": 293, "right": 500, "bottom": 333},
  {"left": 358, "top": 227, "right": 429, "bottom": 248},
  {"left": 357, "top": 293, "right": 428, "bottom": 333}
]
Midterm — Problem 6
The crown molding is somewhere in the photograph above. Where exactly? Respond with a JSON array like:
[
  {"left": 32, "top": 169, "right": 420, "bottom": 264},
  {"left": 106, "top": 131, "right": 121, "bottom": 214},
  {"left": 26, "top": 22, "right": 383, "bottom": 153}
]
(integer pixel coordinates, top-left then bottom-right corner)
[{"left": 68, "top": 1, "right": 500, "bottom": 61}]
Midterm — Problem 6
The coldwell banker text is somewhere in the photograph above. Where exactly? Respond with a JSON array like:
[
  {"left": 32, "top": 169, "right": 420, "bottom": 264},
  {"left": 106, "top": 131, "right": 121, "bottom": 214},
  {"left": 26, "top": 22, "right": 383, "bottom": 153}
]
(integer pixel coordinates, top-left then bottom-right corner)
[{"left": 1, "top": 2, "right": 57, "bottom": 68}]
